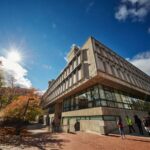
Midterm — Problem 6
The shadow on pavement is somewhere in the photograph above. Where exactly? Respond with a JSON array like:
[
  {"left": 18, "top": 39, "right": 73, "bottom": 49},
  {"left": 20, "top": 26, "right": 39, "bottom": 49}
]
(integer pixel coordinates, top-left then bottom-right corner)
[
  {"left": 68, "top": 131, "right": 76, "bottom": 135},
  {"left": 0, "top": 130, "right": 70, "bottom": 150},
  {"left": 125, "top": 138, "right": 150, "bottom": 143},
  {"left": 107, "top": 134, "right": 150, "bottom": 143},
  {"left": 106, "top": 134, "right": 120, "bottom": 138}
]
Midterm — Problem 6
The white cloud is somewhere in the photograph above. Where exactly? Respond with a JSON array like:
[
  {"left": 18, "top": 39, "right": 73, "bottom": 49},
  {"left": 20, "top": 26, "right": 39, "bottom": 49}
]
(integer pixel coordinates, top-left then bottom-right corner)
[
  {"left": 115, "top": 5, "right": 129, "bottom": 21},
  {"left": 42, "top": 64, "right": 52, "bottom": 70},
  {"left": 0, "top": 56, "right": 32, "bottom": 88},
  {"left": 128, "top": 51, "right": 150, "bottom": 75},
  {"left": 115, "top": 0, "right": 150, "bottom": 21},
  {"left": 35, "top": 89, "right": 46, "bottom": 96}
]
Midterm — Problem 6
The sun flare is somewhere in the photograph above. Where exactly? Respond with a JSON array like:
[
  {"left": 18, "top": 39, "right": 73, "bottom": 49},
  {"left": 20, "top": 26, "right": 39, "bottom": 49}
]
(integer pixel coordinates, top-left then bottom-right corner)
[{"left": 7, "top": 50, "right": 22, "bottom": 63}]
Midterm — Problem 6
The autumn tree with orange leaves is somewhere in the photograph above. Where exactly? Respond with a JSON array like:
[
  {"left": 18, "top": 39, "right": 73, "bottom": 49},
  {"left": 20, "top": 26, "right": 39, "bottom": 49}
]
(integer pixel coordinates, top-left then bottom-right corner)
[{"left": 1, "top": 89, "right": 43, "bottom": 121}]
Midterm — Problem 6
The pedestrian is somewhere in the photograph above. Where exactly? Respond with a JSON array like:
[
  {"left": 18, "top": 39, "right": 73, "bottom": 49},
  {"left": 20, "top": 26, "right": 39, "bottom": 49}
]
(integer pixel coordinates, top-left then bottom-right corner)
[
  {"left": 117, "top": 116, "right": 125, "bottom": 139},
  {"left": 125, "top": 116, "right": 135, "bottom": 133},
  {"left": 143, "top": 112, "right": 150, "bottom": 136},
  {"left": 134, "top": 115, "right": 143, "bottom": 135},
  {"left": 74, "top": 120, "right": 80, "bottom": 131},
  {"left": 55, "top": 121, "right": 60, "bottom": 132}
]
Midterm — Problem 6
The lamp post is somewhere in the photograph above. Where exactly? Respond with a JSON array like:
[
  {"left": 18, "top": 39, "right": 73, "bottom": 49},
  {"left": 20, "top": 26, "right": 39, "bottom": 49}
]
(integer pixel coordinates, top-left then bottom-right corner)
[
  {"left": 22, "top": 97, "right": 34, "bottom": 121},
  {"left": 15, "top": 97, "right": 34, "bottom": 135}
]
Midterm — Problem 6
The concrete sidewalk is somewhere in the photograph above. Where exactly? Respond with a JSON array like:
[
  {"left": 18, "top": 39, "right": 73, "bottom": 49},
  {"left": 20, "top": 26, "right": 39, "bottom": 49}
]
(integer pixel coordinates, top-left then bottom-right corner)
[{"left": 0, "top": 123, "right": 149, "bottom": 150}]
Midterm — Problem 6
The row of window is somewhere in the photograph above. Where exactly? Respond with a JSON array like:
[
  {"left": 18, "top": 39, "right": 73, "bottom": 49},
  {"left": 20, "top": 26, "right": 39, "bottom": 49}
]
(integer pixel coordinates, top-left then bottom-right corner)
[
  {"left": 95, "top": 43, "right": 149, "bottom": 83},
  {"left": 57, "top": 54, "right": 81, "bottom": 84},
  {"left": 45, "top": 53, "right": 82, "bottom": 101},
  {"left": 62, "top": 115, "right": 118, "bottom": 124},
  {"left": 47, "top": 67, "right": 82, "bottom": 101},
  {"left": 97, "top": 56, "right": 150, "bottom": 91},
  {"left": 63, "top": 84, "right": 150, "bottom": 112},
  {"left": 46, "top": 54, "right": 81, "bottom": 97}
]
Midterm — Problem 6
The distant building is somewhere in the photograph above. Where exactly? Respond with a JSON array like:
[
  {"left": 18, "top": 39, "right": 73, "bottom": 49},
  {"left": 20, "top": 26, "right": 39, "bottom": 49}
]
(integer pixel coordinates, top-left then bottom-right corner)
[{"left": 42, "top": 37, "right": 150, "bottom": 134}]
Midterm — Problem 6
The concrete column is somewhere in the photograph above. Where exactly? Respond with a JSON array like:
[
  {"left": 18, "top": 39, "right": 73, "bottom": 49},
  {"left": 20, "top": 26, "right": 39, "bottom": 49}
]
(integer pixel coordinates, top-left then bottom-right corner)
[
  {"left": 54, "top": 102, "right": 62, "bottom": 131},
  {"left": 43, "top": 115, "right": 47, "bottom": 125}
]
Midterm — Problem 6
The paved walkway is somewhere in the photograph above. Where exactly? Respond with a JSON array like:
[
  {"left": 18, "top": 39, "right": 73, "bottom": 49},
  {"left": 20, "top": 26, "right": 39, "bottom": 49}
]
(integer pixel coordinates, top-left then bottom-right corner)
[
  {"left": 0, "top": 124, "right": 150, "bottom": 150},
  {"left": 61, "top": 132, "right": 150, "bottom": 150}
]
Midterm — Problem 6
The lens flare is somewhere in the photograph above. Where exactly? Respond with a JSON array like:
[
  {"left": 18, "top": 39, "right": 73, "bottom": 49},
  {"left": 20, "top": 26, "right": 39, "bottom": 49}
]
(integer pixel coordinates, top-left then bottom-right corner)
[{"left": 7, "top": 50, "right": 22, "bottom": 63}]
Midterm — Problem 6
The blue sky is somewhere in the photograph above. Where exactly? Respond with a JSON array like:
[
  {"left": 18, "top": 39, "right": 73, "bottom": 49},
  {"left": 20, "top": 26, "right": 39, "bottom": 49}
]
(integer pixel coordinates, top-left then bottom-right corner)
[{"left": 0, "top": 0, "right": 150, "bottom": 91}]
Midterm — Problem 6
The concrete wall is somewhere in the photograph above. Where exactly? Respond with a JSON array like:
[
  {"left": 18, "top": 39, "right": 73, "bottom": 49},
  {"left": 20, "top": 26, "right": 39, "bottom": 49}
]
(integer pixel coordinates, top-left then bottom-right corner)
[
  {"left": 61, "top": 106, "right": 148, "bottom": 134},
  {"left": 62, "top": 107, "right": 105, "bottom": 133},
  {"left": 62, "top": 117, "right": 106, "bottom": 134},
  {"left": 80, "top": 120, "right": 105, "bottom": 133},
  {"left": 101, "top": 107, "right": 147, "bottom": 134},
  {"left": 81, "top": 37, "right": 97, "bottom": 78},
  {"left": 62, "top": 107, "right": 103, "bottom": 117}
]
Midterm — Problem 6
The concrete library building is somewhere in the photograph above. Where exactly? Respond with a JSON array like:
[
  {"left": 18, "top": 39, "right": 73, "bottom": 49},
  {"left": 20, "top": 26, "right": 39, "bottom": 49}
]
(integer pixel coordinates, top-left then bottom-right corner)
[{"left": 42, "top": 37, "right": 150, "bottom": 134}]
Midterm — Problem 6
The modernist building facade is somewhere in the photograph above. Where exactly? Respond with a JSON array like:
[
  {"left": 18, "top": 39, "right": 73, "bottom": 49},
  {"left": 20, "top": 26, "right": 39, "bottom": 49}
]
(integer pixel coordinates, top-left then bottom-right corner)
[{"left": 42, "top": 37, "right": 150, "bottom": 134}]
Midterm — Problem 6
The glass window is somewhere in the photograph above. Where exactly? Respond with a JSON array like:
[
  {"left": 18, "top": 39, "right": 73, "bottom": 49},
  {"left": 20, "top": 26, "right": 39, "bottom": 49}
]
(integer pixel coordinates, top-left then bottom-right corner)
[
  {"left": 98, "top": 85, "right": 105, "bottom": 99},
  {"left": 66, "top": 69, "right": 68, "bottom": 76},
  {"left": 125, "top": 95, "right": 132, "bottom": 104},
  {"left": 73, "top": 97, "right": 76, "bottom": 109},
  {"left": 62, "top": 84, "right": 149, "bottom": 111},
  {"left": 117, "top": 103, "right": 124, "bottom": 108},
  {"left": 88, "top": 101, "right": 93, "bottom": 108},
  {"left": 70, "top": 97, "right": 74, "bottom": 110},
  {"left": 111, "top": 90, "right": 117, "bottom": 101},
  {"left": 78, "top": 55, "right": 81, "bottom": 64},
  {"left": 68, "top": 67, "right": 70, "bottom": 75},
  {"left": 76, "top": 57, "right": 79, "bottom": 66},
  {"left": 63, "top": 82, "right": 65, "bottom": 91},
  {"left": 48, "top": 104, "right": 55, "bottom": 114},
  {"left": 74, "top": 59, "right": 77, "bottom": 68},
  {"left": 86, "top": 90, "right": 92, "bottom": 101},
  {"left": 78, "top": 69, "right": 82, "bottom": 81},
  {"left": 71, "top": 75, "right": 73, "bottom": 86},
  {"left": 75, "top": 95, "right": 79, "bottom": 110},
  {"left": 80, "top": 117, "right": 86, "bottom": 120},
  {"left": 114, "top": 90, "right": 122, "bottom": 102},
  {"left": 95, "top": 100, "right": 101, "bottom": 107},
  {"left": 63, "top": 99, "right": 70, "bottom": 111},
  {"left": 85, "top": 116, "right": 90, "bottom": 120},
  {"left": 91, "top": 86, "right": 100, "bottom": 100},
  {"left": 66, "top": 80, "right": 68, "bottom": 89},
  {"left": 120, "top": 93, "right": 129, "bottom": 103},
  {"left": 107, "top": 101, "right": 115, "bottom": 107},
  {"left": 69, "top": 64, "right": 72, "bottom": 73},
  {"left": 60, "top": 85, "right": 62, "bottom": 92},
  {"left": 78, "top": 93, "right": 88, "bottom": 109},
  {"left": 69, "top": 76, "right": 72, "bottom": 87},
  {"left": 124, "top": 104, "right": 132, "bottom": 109},
  {"left": 131, "top": 97, "right": 140, "bottom": 110},
  {"left": 64, "top": 71, "right": 66, "bottom": 78},
  {"left": 73, "top": 72, "right": 76, "bottom": 84},
  {"left": 90, "top": 116, "right": 103, "bottom": 120},
  {"left": 103, "top": 116, "right": 116, "bottom": 121},
  {"left": 102, "top": 49, "right": 107, "bottom": 57},
  {"left": 72, "top": 61, "right": 74, "bottom": 70},
  {"left": 139, "top": 100, "right": 144, "bottom": 110},
  {"left": 101, "top": 100, "right": 107, "bottom": 106},
  {"left": 104, "top": 87, "right": 114, "bottom": 101}
]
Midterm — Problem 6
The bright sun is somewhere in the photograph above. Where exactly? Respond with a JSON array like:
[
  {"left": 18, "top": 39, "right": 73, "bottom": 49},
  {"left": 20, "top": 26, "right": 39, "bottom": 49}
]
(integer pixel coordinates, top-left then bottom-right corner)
[{"left": 7, "top": 50, "right": 22, "bottom": 63}]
